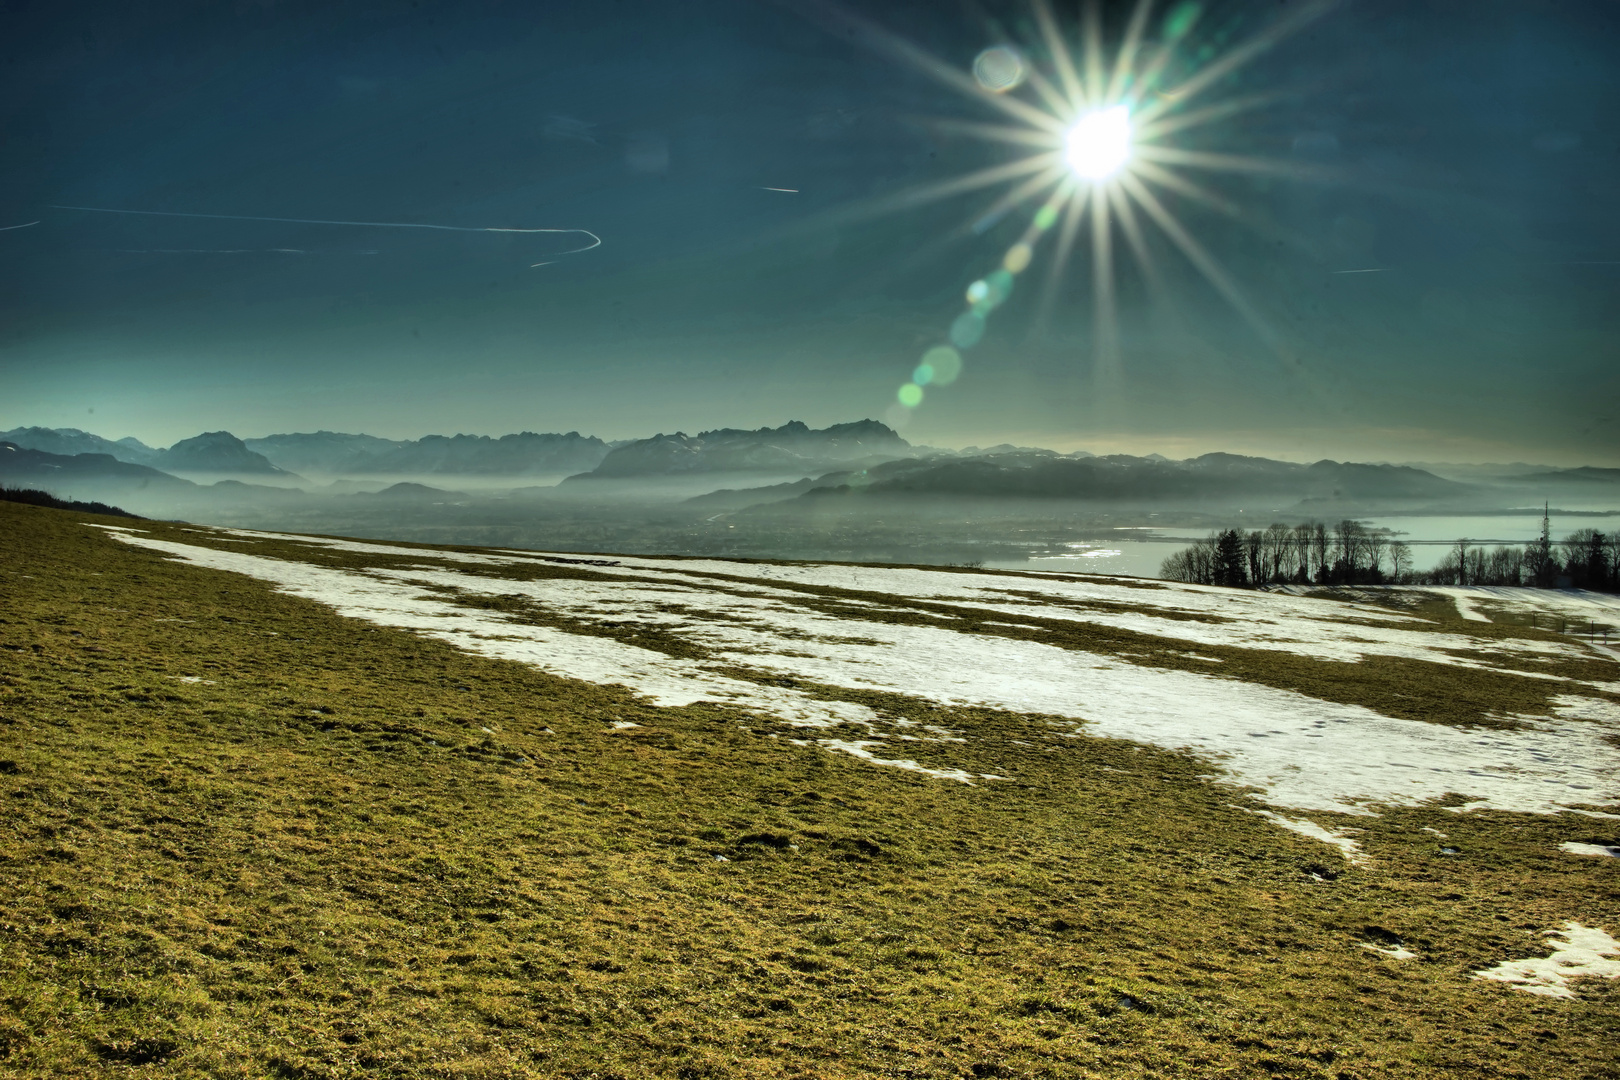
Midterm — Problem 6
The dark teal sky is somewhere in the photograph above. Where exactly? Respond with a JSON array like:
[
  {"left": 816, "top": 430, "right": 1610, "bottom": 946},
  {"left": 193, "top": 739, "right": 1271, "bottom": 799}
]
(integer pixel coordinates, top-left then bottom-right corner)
[{"left": 3, "top": 0, "right": 1618, "bottom": 464}]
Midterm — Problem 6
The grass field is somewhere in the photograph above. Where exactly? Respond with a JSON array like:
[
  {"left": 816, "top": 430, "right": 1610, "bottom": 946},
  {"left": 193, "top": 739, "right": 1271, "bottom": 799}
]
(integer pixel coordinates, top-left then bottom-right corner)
[{"left": 1, "top": 500, "right": 1616, "bottom": 1078}]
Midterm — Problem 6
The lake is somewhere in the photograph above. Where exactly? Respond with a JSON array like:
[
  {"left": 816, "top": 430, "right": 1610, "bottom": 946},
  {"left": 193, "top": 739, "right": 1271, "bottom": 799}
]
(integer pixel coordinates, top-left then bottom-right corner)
[{"left": 985, "top": 511, "right": 1620, "bottom": 579}]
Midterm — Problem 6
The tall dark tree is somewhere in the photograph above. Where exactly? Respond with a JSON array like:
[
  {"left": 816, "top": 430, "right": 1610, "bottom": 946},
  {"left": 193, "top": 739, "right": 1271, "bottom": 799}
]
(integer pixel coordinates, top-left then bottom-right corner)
[
  {"left": 1563, "top": 529, "right": 1611, "bottom": 591},
  {"left": 1245, "top": 530, "right": 1265, "bottom": 586},
  {"left": 1215, "top": 529, "right": 1248, "bottom": 588}
]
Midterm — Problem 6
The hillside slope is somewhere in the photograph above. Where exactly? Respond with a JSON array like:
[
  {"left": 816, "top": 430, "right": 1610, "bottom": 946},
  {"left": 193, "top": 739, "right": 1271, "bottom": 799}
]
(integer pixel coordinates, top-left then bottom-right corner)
[
  {"left": 0, "top": 441, "right": 195, "bottom": 498},
  {"left": 1, "top": 502, "right": 1616, "bottom": 1078}
]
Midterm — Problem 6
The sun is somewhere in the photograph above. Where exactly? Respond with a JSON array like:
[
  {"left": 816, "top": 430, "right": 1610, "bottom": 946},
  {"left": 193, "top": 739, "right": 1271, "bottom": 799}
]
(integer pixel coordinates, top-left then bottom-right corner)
[
  {"left": 819, "top": 0, "right": 1340, "bottom": 419},
  {"left": 1065, "top": 105, "right": 1133, "bottom": 180}
]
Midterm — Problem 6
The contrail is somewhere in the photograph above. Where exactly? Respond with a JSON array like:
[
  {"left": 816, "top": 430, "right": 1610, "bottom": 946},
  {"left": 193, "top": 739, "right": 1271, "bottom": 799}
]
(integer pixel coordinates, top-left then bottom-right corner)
[
  {"left": 48, "top": 204, "right": 601, "bottom": 255},
  {"left": 760, "top": 187, "right": 799, "bottom": 193},
  {"left": 1332, "top": 267, "right": 1385, "bottom": 274},
  {"left": 112, "top": 248, "right": 386, "bottom": 255},
  {"left": 1, "top": 220, "right": 39, "bottom": 231}
]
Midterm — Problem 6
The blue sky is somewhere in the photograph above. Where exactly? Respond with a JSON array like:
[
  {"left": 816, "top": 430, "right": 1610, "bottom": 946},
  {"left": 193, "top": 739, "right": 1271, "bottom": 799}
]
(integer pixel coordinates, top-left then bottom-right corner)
[{"left": 3, "top": 0, "right": 1617, "bottom": 463}]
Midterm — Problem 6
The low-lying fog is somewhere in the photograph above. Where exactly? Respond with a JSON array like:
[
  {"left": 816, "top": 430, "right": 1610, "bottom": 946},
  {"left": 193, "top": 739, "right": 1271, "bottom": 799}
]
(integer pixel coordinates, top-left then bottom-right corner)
[{"left": 5, "top": 421, "right": 1617, "bottom": 576}]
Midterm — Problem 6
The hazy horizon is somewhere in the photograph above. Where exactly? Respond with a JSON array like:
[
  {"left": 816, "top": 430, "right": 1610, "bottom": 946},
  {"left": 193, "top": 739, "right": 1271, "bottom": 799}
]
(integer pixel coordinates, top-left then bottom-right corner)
[{"left": 6, "top": 415, "right": 1614, "bottom": 472}]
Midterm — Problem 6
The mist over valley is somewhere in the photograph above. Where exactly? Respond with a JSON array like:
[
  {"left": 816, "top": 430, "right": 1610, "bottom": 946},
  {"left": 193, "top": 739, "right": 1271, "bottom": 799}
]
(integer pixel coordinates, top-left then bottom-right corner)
[{"left": 5, "top": 420, "right": 1616, "bottom": 573}]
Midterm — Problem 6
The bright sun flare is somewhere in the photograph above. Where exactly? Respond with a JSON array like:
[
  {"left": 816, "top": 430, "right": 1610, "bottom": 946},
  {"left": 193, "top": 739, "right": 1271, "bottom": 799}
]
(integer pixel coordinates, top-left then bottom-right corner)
[
  {"left": 1064, "top": 105, "right": 1133, "bottom": 180},
  {"left": 843, "top": 0, "right": 1340, "bottom": 420}
]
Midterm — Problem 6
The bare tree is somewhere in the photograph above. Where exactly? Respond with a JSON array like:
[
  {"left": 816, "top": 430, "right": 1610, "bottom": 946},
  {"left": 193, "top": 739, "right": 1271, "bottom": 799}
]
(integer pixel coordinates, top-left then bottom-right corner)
[
  {"left": 1160, "top": 517, "right": 1615, "bottom": 593},
  {"left": 1161, "top": 533, "right": 1221, "bottom": 584},
  {"left": 1485, "top": 545, "right": 1523, "bottom": 586},
  {"left": 1263, "top": 522, "right": 1291, "bottom": 583},
  {"left": 1322, "top": 519, "right": 1375, "bottom": 583},
  {"left": 1291, "top": 522, "right": 1314, "bottom": 581},
  {"left": 1245, "top": 530, "right": 1265, "bottom": 586},
  {"left": 1366, "top": 531, "right": 1389, "bottom": 581},
  {"left": 1562, "top": 529, "right": 1610, "bottom": 590},
  {"left": 1389, "top": 540, "right": 1412, "bottom": 583}
]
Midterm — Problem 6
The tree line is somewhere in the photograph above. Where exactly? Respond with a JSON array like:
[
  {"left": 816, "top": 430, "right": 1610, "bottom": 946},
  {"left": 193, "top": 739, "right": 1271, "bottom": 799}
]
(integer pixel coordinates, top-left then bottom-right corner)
[{"left": 1159, "top": 515, "right": 1619, "bottom": 592}]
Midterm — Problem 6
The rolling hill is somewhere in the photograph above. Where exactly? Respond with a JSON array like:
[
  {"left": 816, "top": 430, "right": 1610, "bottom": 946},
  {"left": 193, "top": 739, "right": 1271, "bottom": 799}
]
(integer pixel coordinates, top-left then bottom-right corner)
[{"left": 1, "top": 499, "right": 1615, "bottom": 1077}]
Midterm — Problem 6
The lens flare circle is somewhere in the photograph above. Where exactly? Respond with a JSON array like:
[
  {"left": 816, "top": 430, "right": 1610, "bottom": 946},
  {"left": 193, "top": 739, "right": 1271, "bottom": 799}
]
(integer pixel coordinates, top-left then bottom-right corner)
[
  {"left": 949, "top": 311, "right": 986, "bottom": 348},
  {"left": 973, "top": 46, "right": 1027, "bottom": 93},
  {"left": 1064, "top": 105, "right": 1133, "bottom": 180},
  {"left": 921, "top": 345, "right": 963, "bottom": 385}
]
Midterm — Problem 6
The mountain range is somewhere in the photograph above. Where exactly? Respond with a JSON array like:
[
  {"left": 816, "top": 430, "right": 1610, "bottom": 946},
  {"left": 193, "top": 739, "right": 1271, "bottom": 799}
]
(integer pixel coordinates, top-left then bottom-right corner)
[
  {"left": 241, "top": 431, "right": 611, "bottom": 476},
  {"left": 0, "top": 427, "right": 290, "bottom": 477},
  {"left": 0, "top": 427, "right": 162, "bottom": 465},
  {"left": 680, "top": 451, "right": 1476, "bottom": 514},
  {"left": 3, "top": 422, "right": 1615, "bottom": 522},
  {"left": 564, "top": 420, "right": 910, "bottom": 481},
  {"left": 0, "top": 441, "right": 195, "bottom": 494}
]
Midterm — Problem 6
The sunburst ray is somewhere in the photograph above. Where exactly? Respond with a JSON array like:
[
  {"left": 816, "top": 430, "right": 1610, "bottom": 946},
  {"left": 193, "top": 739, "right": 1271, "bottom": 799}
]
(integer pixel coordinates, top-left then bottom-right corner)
[
  {"left": 924, "top": 118, "right": 1064, "bottom": 151},
  {"left": 820, "top": 153, "right": 1060, "bottom": 228},
  {"left": 1032, "top": 0, "right": 1086, "bottom": 111},
  {"left": 1132, "top": 0, "right": 1337, "bottom": 125},
  {"left": 1119, "top": 171, "right": 1285, "bottom": 357},
  {"left": 1106, "top": 0, "right": 1156, "bottom": 105},
  {"left": 1132, "top": 145, "right": 1338, "bottom": 183},
  {"left": 1082, "top": 1, "right": 1107, "bottom": 106},
  {"left": 789, "top": 0, "right": 1340, "bottom": 421},
  {"left": 1133, "top": 91, "right": 1287, "bottom": 142},
  {"left": 1090, "top": 181, "right": 1119, "bottom": 376}
]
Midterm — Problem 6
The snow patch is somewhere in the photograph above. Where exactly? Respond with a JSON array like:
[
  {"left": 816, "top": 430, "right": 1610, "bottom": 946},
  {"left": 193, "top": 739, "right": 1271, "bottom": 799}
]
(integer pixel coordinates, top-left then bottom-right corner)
[
  {"left": 1560, "top": 841, "right": 1620, "bottom": 857},
  {"left": 1359, "top": 943, "right": 1418, "bottom": 960},
  {"left": 816, "top": 739, "right": 983, "bottom": 784},
  {"left": 1248, "top": 810, "right": 1368, "bottom": 865},
  {"left": 1473, "top": 923, "right": 1620, "bottom": 998}
]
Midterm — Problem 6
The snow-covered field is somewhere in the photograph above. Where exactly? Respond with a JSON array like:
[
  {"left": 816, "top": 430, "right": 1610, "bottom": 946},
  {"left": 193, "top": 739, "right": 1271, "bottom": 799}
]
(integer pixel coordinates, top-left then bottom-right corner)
[
  {"left": 88, "top": 523, "right": 1620, "bottom": 998},
  {"left": 96, "top": 524, "right": 1620, "bottom": 826}
]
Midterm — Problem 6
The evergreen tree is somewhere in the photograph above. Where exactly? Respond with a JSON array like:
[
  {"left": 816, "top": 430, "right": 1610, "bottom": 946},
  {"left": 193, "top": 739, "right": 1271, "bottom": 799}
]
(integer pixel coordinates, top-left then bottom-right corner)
[{"left": 1215, "top": 529, "right": 1248, "bottom": 587}]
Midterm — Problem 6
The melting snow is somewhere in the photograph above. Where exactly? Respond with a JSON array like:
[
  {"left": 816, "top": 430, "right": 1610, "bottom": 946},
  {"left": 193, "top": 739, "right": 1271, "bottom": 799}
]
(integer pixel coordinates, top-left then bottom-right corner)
[
  {"left": 101, "top": 528, "right": 1620, "bottom": 817},
  {"left": 1360, "top": 942, "right": 1418, "bottom": 960},
  {"left": 1560, "top": 841, "right": 1620, "bottom": 857},
  {"left": 1248, "top": 810, "right": 1368, "bottom": 865},
  {"left": 1473, "top": 923, "right": 1620, "bottom": 998},
  {"left": 1417, "top": 586, "right": 1620, "bottom": 633},
  {"left": 816, "top": 739, "right": 980, "bottom": 783}
]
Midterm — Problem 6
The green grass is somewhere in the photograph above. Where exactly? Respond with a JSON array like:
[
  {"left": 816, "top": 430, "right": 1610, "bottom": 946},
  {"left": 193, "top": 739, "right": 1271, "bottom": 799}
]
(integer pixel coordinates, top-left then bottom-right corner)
[{"left": 1, "top": 501, "right": 1616, "bottom": 1078}]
